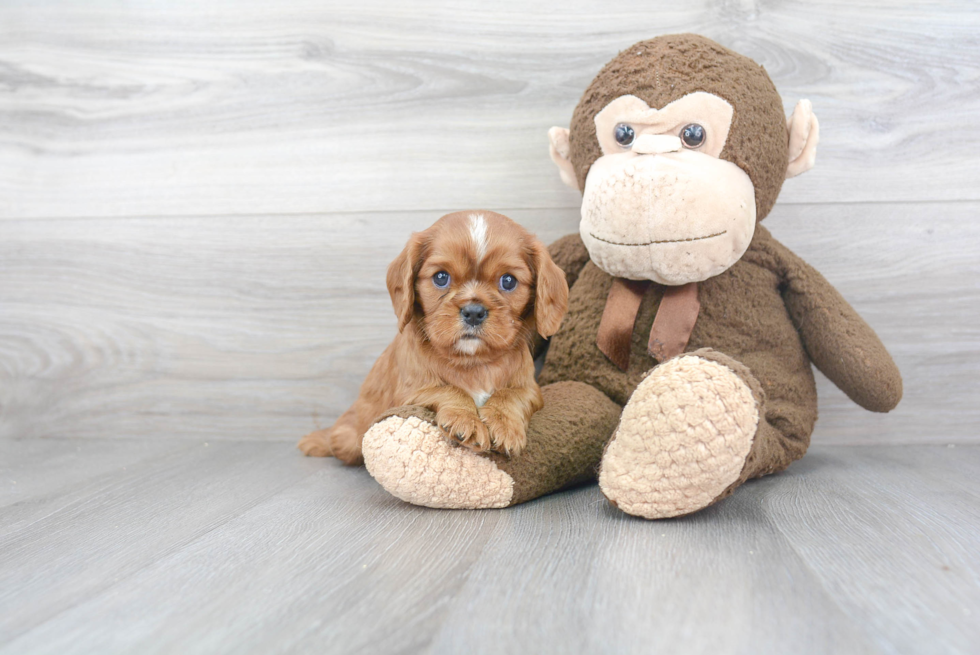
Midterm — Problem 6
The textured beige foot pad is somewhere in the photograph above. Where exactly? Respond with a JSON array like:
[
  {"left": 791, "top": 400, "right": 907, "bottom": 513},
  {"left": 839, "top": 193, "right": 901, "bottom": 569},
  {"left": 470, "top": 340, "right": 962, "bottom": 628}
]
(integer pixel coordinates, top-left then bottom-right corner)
[
  {"left": 362, "top": 415, "right": 514, "bottom": 509},
  {"left": 599, "top": 355, "right": 759, "bottom": 519}
]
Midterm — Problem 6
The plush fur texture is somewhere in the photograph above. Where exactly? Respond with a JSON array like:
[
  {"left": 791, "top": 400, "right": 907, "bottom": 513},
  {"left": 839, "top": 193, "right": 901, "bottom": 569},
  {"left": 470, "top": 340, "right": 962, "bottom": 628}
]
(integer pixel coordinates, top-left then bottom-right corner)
[{"left": 299, "top": 210, "right": 568, "bottom": 464}]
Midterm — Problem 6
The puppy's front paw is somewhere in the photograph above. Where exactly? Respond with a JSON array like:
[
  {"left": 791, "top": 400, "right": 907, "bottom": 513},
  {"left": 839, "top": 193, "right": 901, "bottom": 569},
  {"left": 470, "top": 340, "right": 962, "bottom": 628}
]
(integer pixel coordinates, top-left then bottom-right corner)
[
  {"left": 436, "top": 406, "right": 491, "bottom": 453},
  {"left": 480, "top": 407, "right": 527, "bottom": 457}
]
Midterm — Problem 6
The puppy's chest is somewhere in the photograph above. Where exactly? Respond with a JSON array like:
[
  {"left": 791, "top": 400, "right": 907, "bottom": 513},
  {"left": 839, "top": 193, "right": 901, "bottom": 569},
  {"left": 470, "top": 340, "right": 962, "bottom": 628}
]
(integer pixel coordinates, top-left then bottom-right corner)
[
  {"left": 444, "top": 370, "right": 499, "bottom": 408},
  {"left": 469, "top": 389, "right": 493, "bottom": 408}
]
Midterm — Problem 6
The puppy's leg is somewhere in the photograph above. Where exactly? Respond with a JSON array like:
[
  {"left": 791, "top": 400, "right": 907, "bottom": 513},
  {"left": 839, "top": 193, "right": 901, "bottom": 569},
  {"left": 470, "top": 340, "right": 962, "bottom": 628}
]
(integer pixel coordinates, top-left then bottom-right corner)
[
  {"left": 480, "top": 385, "right": 543, "bottom": 457},
  {"left": 480, "top": 351, "right": 543, "bottom": 456},
  {"left": 298, "top": 428, "right": 333, "bottom": 457},
  {"left": 299, "top": 342, "right": 399, "bottom": 465},
  {"left": 411, "top": 386, "right": 491, "bottom": 453},
  {"left": 298, "top": 406, "right": 365, "bottom": 465},
  {"left": 328, "top": 422, "right": 364, "bottom": 466}
]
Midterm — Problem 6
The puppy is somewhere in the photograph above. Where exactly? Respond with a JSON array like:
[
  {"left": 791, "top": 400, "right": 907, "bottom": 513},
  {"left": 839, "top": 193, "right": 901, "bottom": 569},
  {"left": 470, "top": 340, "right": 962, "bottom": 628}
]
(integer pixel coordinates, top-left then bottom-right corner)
[{"left": 298, "top": 210, "right": 569, "bottom": 465}]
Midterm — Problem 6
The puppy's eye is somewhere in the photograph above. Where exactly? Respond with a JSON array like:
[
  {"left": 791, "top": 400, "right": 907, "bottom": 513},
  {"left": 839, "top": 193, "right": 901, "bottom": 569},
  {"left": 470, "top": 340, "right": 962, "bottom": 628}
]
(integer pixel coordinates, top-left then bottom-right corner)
[
  {"left": 433, "top": 271, "right": 451, "bottom": 289},
  {"left": 499, "top": 274, "right": 517, "bottom": 292},
  {"left": 681, "top": 123, "right": 706, "bottom": 149},
  {"left": 614, "top": 123, "right": 635, "bottom": 148}
]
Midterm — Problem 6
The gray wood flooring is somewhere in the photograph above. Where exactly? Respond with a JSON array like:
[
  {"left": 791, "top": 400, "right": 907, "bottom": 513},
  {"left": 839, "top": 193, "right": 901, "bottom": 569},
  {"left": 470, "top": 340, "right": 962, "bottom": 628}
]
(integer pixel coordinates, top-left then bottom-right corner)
[
  {"left": 2, "top": 1, "right": 979, "bottom": 653},
  {"left": 0, "top": 440, "right": 977, "bottom": 655}
]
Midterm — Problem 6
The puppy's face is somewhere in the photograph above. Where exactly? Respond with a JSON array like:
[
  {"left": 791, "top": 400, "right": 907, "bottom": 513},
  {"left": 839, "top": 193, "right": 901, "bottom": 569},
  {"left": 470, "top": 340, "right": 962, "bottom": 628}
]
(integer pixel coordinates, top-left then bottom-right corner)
[{"left": 387, "top": 211, "right": 568, "bottom": 360}]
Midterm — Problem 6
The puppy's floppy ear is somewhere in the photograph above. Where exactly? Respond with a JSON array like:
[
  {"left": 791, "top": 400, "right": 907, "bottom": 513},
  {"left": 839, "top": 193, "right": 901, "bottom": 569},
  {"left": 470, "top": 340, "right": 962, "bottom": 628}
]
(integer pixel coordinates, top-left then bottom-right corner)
[
  {"left": 530, "top": 240, "right": 569, "bottom": 338},
  {"left": 386, "top": 231, "right": 427, "bottom": 332}
]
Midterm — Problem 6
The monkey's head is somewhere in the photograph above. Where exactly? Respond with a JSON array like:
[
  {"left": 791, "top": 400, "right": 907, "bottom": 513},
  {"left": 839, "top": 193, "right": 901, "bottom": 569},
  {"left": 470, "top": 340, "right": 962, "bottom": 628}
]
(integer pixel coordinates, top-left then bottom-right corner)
[{"left": 549, "top": 34, "right": 819, "bottom": 285}]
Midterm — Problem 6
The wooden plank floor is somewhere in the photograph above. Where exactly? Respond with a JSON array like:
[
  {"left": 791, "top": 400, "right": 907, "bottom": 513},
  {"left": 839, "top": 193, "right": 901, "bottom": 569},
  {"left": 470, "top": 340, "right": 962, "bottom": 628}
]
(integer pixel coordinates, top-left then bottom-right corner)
[{"left": 0, "top": 440, "right": 977, "bottom": 655}]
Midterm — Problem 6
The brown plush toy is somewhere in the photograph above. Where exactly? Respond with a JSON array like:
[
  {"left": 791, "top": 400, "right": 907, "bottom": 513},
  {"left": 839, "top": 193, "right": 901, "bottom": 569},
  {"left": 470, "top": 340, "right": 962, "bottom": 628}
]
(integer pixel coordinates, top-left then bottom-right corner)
[{"left": 361, "top": 34, "right": 902, "bottom": 519}]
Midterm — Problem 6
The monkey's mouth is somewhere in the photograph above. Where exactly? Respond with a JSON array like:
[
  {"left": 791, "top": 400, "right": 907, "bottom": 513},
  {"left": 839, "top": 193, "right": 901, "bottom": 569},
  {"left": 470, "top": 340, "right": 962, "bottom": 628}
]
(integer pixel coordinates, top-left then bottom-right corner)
[{"left": 589, "top": 230, "right": 727, "bottom": 246}]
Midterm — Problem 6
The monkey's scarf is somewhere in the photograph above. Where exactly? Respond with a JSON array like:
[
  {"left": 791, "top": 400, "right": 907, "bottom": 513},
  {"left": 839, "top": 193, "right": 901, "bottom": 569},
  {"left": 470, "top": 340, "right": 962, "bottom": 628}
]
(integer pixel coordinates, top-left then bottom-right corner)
[{"left": 596, "top": 279, "right": 700, "bottom": 371}]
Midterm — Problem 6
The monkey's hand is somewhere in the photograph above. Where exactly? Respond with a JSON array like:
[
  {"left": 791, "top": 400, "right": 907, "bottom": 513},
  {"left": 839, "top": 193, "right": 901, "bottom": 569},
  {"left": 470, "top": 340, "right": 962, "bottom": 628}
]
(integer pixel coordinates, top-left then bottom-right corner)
[{"left": 773, "top": 235, "right": 902, "bottom": 413}]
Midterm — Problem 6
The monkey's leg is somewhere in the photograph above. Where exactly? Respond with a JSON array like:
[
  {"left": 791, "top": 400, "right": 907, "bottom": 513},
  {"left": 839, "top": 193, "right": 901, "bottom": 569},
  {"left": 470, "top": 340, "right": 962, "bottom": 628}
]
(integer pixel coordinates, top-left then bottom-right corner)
[
  {"left": 598, "top": 348, "right": 810, "bottom": 519},
  {"left": 361, "top": 381, "right": 621, "bottom": 509}
]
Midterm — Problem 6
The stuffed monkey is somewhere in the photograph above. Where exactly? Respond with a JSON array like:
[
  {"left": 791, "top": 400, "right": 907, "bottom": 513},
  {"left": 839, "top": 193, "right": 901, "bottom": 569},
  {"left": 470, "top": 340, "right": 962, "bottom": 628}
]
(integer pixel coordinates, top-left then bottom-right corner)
[{"left": 360, "top": 34, "right": 902, "bottom": 519}]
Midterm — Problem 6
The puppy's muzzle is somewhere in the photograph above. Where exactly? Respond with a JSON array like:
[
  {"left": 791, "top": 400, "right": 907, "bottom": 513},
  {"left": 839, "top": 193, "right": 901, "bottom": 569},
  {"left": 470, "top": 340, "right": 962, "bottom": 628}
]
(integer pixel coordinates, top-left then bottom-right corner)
[{"left": 460, "top": 303, "right": 488, "bottom": 328}]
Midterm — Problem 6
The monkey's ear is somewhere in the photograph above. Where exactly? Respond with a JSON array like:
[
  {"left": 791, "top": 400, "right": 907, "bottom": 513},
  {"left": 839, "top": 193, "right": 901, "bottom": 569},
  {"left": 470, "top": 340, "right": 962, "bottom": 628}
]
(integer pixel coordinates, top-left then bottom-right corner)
[
  {"left": 386, "top": 232, "right": 426, "bottom": 332},
  {"left": 786, "top": 100, "right": 819, "bottom": 179},
  {"left": 548, "top": 126, "right": 580, "bottom": 191},
  {"left": 531, "top": 240, "right": 570, "bottom": 338}
]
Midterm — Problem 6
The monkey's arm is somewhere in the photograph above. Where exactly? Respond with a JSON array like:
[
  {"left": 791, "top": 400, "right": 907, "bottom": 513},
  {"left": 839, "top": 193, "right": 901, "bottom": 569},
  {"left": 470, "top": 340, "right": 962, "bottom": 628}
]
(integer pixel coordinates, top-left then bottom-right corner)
[
  {"left": 532, "top": 233, "right": 591, "bottom": 360},
  {"left": 766, "top": 234, "right": 902, "bottom": 412}
]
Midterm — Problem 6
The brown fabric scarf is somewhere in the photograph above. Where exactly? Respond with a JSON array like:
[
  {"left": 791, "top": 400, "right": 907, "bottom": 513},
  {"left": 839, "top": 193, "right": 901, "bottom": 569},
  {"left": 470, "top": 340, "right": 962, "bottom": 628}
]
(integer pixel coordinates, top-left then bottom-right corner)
[{"left": 596, "top": 279, "right": 700, "bottom": 371}]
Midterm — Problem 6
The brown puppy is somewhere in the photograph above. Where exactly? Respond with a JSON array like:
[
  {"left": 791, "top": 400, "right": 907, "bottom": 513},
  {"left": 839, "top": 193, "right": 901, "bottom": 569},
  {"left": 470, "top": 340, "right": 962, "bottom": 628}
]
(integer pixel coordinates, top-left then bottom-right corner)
[{"left": 298, "top": 210, "right": 569, "bottom": 465}]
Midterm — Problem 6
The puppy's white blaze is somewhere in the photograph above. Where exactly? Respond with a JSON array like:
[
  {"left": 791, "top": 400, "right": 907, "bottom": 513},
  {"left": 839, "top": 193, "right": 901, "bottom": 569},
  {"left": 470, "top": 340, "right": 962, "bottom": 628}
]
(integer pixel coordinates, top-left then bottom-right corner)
[
  {"left": 472, "top": 390, "right": 492, "bottom": 408},
  {"left": 468, "top": 213, "right": 488, "bottom": 263},
  {"left": 454, "top": 339, "right": 480, "bottom": 355}
]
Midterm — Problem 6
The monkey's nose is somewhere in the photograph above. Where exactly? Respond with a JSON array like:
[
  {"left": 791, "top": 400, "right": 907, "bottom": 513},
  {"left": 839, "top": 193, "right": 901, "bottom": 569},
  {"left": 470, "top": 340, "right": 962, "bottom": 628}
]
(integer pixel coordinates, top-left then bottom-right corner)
[
  {"left": 460, "top": 304, "right": 488, "bottom": 327},
  {"left": 632, "top": 134, "right": 682, "bottom": 155}
]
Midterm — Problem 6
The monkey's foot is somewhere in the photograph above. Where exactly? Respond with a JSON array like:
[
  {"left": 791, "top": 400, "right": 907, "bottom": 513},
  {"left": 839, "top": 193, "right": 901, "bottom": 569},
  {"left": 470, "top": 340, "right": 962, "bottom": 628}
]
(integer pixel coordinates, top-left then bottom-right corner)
[
  {"left": 362, "top": 412, "right": 514, "bottom": 509},
  {"left": 598, "top": 352, "right": 760, "bottom": 519}
]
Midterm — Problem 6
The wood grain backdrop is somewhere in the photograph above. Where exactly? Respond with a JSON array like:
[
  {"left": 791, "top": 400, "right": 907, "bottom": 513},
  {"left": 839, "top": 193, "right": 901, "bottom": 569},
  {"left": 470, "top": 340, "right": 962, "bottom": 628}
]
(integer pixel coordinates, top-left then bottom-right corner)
[{"left": 1, "top": 0, "right": 978, "bottom": 444}]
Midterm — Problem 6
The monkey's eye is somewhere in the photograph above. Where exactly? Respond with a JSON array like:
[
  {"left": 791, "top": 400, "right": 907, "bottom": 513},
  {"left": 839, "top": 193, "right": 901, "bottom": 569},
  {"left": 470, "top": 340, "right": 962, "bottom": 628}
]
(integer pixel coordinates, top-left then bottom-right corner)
[
  {"left": 499, "top": 274, "right": 518, "bottom": 292},
  {"left": 681, "top": 124, "right": 706, "bottom": 149},
  {"left": 433, "top": 271, "right": 451, "bottom": 289},
  {"left": 614, "top": 123, "right": 635, "bottom": 148}
]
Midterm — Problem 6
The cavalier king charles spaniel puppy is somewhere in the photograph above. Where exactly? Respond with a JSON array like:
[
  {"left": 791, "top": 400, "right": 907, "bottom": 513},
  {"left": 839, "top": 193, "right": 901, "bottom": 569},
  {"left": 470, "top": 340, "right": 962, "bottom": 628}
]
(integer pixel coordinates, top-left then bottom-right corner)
[{"left": 298, "top": 211, "right": 569, "bottom": 465}]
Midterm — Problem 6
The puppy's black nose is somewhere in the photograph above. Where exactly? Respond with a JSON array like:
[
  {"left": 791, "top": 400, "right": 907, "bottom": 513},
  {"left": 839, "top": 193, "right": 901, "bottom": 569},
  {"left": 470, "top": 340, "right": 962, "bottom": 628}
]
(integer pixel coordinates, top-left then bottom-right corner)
[{"left": 460, "top": 303, "right": 488, "bottom": 327}]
